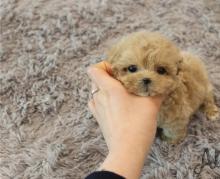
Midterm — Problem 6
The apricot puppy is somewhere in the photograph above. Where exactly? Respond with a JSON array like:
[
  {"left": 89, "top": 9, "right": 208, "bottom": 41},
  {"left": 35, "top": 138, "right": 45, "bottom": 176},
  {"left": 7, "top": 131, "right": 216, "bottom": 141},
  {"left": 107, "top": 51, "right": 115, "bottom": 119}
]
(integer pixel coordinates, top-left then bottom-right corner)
[{"left": 107, "top": 31, "right": 219, "bottom": 144}]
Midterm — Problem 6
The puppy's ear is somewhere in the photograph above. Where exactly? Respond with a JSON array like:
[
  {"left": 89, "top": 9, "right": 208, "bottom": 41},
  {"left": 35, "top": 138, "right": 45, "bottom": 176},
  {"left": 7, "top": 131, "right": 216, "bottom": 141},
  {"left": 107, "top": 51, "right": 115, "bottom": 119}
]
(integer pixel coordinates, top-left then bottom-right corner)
[
  {"left": 107, "top": 43, "right": 122, "bottom": 78},
  {"left": 107, "top": 44, "right": 120, "bottom": 64}
]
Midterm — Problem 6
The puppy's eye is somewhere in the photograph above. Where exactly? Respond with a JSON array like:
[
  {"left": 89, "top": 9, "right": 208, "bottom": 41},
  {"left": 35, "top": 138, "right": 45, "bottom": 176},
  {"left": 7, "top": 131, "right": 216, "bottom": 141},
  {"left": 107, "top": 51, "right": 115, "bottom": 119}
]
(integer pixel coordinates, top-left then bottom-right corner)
[
  {"left": 128, "top": 65, "right": 138, "bottom": 73},
  {"left": 157, "top": 66, "right": 167, "bottom": 75}
]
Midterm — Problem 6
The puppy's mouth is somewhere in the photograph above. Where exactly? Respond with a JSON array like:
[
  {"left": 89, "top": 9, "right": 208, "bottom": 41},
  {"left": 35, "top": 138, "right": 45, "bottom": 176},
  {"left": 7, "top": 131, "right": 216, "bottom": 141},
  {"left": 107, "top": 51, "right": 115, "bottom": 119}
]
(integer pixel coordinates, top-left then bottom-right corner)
[
  {"left": 144, "top": 85, "right": 149, "bottom": 92},
  {"left": 138, "top": 88, "right": 156, "bottom": 97},
  {"left": 119, "top": 79, "right": 158, "bottom": 97},
  {"left": 141, "top": 84, "right": 151, "bottom": 95},
  {"left": 139, "top": 85, "right": 159, "bottom": 97},
  {"left": 127, "top": 86, "right": 157, "bottom": 97}
]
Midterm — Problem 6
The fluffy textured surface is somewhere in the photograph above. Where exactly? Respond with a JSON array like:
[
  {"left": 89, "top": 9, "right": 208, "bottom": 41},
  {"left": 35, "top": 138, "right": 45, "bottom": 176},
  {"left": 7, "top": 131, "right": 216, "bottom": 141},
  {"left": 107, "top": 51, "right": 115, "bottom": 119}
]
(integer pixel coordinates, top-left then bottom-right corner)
[{"left": 0, "top": 0, "right": 220, "bottom": 178}]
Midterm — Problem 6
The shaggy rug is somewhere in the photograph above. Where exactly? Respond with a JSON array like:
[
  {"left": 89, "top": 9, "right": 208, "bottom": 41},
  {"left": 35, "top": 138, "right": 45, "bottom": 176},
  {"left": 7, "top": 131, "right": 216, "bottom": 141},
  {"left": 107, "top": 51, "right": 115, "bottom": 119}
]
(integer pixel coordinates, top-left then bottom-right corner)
[{"left": 1, "top": 0, "right": 220, "bottom": 178}]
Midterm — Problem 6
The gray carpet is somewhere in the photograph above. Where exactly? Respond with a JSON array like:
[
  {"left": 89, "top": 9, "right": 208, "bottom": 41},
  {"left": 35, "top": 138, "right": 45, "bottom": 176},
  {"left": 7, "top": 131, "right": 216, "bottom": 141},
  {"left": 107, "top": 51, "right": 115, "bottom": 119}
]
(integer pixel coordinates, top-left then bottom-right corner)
[{"left": 1, "top": 0, "right": 220, "bottom": 178}]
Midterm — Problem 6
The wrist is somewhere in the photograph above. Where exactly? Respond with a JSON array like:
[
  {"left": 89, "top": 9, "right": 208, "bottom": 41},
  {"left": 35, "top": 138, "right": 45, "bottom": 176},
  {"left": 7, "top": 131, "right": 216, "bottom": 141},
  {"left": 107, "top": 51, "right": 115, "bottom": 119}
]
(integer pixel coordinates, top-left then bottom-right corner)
[{"left": 100, "top": 146, "right": 147, "bottom": 179}]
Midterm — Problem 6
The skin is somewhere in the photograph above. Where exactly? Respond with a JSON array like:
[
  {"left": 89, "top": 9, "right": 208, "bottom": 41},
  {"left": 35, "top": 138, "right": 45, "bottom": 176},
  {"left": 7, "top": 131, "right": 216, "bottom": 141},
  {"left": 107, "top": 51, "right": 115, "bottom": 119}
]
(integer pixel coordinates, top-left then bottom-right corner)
[{"left": 87, "top": 61, "right": 162, "bottom": 179}]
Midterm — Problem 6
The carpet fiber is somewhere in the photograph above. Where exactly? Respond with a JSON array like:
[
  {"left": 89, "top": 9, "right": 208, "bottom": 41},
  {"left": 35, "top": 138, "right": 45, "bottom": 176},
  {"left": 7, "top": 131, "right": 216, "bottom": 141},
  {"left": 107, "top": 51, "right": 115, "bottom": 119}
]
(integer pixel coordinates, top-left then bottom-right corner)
[{"left": 1, "top": 0, "right": 220, "bottom": 178}]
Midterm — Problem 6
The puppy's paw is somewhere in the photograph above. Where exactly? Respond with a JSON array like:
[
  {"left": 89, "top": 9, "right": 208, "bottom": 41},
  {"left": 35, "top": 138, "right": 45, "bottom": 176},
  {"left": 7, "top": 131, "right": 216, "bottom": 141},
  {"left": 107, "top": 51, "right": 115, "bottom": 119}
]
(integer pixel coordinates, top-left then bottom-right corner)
[
  {"left": 160, "top": 132, "right": 182, "bottom": 145},
  {"left": 205, "top": 105, "right": 219, "bottom": 121}
]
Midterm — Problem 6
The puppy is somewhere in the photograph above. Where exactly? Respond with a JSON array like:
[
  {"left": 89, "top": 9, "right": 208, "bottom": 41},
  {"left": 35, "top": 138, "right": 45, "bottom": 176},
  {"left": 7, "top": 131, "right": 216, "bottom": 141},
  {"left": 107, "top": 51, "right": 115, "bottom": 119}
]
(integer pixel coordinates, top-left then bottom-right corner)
[{"left": 107, "top": 31, "right": 219, "bottom": 144}]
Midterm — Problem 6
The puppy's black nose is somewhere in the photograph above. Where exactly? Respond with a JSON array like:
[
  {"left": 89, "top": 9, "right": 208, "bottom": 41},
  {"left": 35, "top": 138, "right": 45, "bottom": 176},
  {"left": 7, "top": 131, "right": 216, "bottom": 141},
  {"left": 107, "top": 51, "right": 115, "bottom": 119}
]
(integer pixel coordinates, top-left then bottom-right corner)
[{"left": 142, "top": 78, "right": 151, "bottom": 85}]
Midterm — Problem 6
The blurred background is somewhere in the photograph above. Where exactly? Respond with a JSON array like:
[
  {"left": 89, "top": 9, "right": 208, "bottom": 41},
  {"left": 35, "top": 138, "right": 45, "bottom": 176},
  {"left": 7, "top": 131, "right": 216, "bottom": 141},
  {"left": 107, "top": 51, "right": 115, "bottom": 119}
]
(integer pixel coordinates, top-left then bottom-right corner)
[{"left": 1, "top": 0, "right": 220, "bottom": 178}]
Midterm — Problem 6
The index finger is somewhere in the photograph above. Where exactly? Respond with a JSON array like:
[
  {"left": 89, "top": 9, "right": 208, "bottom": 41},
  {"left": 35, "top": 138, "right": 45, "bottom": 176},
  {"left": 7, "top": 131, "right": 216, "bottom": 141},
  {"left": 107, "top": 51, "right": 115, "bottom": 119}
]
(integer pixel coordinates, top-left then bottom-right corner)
[
  {"left": 92, "top": 61, "right": 113, "bottom": 75},
  {"left": 87, "top": 61, "right": 121, "bottom": 91}
]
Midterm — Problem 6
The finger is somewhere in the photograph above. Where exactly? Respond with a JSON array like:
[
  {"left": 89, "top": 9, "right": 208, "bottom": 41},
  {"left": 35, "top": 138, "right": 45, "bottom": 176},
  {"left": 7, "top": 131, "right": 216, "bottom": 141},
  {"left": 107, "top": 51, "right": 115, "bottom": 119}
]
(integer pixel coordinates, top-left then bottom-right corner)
[
  {"left": 92, "top": 90, "right": 106, "bottom": 107},
  {"left": 90, "top": 82, "right": 101, "bottom": 101},
  {"left": 88, "top": 100, "right": 99, "bottom": 120},
  {"left": 87, "top": 62, "right": 121, "bottom": 91},
  {"left": 92, "top": 61, "right": 113, "bottom": 75},
  {"left": 147, "top": 95, "right": 164, "bottom": 107},
  {"left": 91, "top": 82, "right": 98, "bottom": 92}
]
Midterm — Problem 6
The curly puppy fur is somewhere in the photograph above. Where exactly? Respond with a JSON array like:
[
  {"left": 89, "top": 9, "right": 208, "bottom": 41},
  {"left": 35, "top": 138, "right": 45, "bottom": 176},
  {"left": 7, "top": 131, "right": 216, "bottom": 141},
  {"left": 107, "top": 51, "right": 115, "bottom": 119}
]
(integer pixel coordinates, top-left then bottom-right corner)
[{"left": 107, "top": 31, "right": 219, "bottom": 144}]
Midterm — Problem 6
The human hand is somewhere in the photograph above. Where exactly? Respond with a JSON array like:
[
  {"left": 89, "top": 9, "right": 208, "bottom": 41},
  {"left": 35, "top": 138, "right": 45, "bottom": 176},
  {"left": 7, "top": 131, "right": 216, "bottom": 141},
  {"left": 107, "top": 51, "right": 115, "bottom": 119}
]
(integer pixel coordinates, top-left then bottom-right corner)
[{"left": 87, "top": 61, "right": 162, "bottom": 179}]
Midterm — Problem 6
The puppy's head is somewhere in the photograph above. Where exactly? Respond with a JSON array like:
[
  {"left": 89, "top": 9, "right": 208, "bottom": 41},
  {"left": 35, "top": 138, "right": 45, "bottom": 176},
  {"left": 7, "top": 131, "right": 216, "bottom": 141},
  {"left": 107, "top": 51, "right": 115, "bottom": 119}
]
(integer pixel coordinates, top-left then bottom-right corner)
[{"left": 108, "top": 31, "right": 182, "bottom": 96}]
